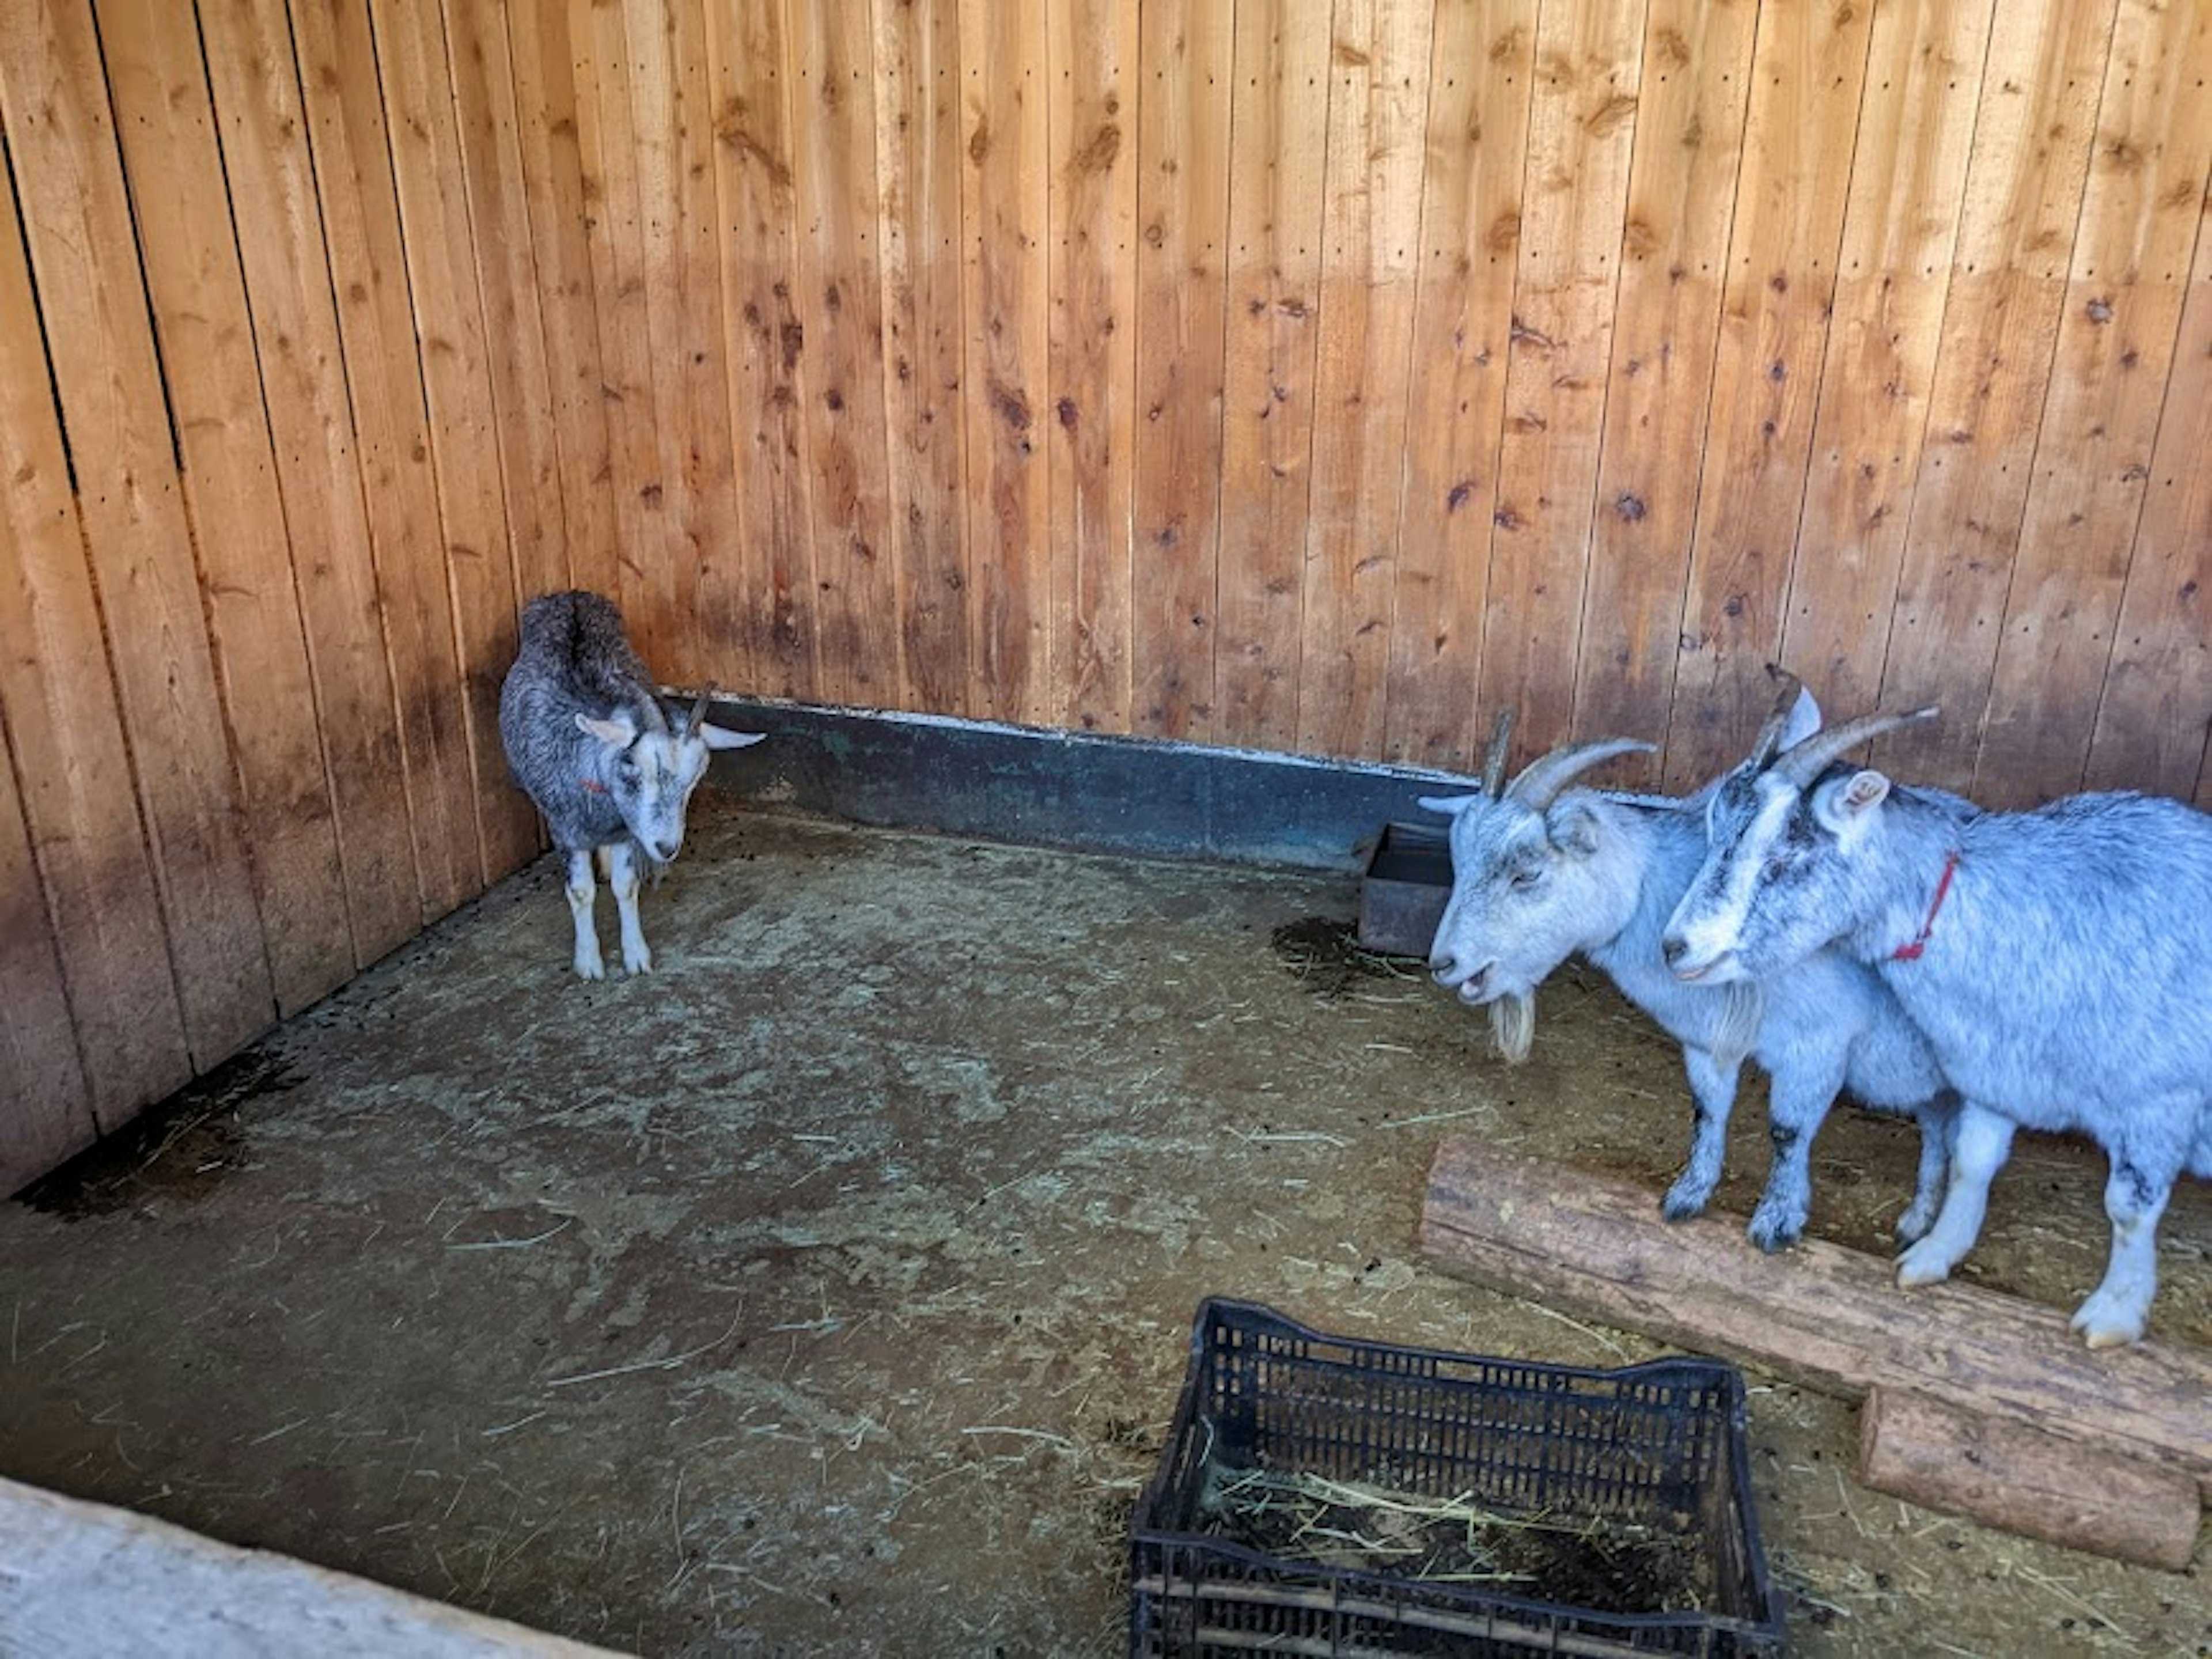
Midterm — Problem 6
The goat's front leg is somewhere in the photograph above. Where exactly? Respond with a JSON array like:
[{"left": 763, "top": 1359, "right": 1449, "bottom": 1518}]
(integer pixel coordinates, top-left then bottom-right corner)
[
  {"left": 1747, "top": 1053, "right": 1847, "bottom": 1252},
  {"left": 607, "top": 840, "right": 652, "bottom": 975},
  {"left": 566, "top": 847, "right": 605, "bottom": 980},
  {"left": 1662, "top": 1046, "right": 1741, "bottom": 1222},
  {"left": 1896, "top": 1102, "right": 2015, "bottom": 1286}
]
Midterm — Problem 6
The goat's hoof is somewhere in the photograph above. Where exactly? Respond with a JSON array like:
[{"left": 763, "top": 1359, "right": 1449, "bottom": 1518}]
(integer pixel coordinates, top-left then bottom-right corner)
[
  {"left": 1894, "top": 1207, "right": 1937, "bottom": 1247},
  {"left": 623, "top": 949, "right": 653, "bottom": 976},
  {"left": 1660, "top": 1186, "right": 1710, "bottom": 1224},
  {"left": 1894, "top": 1242, "right": 1956, "bottom": 1289},
  {"left": 573, "top": 955, "right": 607, "bottom": 982},
  {"left": 1747, "top": 1214, "right": 1802, "bottom": 1255},
  {"left": 2070, "top": 1293, "right": 2146, "bottom": 1349}
]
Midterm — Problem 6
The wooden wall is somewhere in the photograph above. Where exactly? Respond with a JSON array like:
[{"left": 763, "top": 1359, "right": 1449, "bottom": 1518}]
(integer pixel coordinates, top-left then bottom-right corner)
[{"left": 1, "top": 0, "right": 2209, "bottom": 1188}]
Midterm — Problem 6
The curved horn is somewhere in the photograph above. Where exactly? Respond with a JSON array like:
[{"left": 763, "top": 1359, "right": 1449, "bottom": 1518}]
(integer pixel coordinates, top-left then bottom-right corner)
[
  {"left": 684, "top": 684, "right": 716, "bottom": 737},
  {"left": 1745, "top": 665, "right": 1805, "bottom": 772},
  {"left": 1774, "top": 707, "right": 1938, "bottom": 786},
  {"left": 1480, "top": 709, "right": 1515, "bottom": 799},
  {"left": 1505, "top": 738, "right": 1656, "bottom": 812}
]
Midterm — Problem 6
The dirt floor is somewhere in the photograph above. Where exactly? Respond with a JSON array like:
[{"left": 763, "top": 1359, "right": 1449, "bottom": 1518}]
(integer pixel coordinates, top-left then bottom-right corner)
[{"left": 1, "top": 797, "right": 2206, "bottom": 1657}]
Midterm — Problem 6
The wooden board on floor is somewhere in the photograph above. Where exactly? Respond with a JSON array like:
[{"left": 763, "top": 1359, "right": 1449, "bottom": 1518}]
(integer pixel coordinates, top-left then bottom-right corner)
[
  {"left": 1419, "top": 1136, "right": 2212, "bottom": 1501},
  {"left": 0, "top": 1476, "right": 627, "bottom": 1658}
]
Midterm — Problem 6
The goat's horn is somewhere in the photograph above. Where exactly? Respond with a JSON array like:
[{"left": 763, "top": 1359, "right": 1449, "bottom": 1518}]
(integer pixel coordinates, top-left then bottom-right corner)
[
  {"left": 1773, "top": 707, "right": 1938, "bottom": 786},
  {"left": 684, "top": 685, "right": 715, "bottom": 736},
  {"left": 1480, "top": 709, "right": 1514, "bottom": 799},
  {"left": 1745, "top": 665, "right": 1805, "bottom": 772},
  {"left": 1505, "top": 738, "right": 1656, "bottom": 811}
]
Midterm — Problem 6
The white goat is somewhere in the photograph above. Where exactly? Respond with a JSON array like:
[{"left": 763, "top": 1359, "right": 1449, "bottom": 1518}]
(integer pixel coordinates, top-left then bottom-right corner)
[
  {"left": 1661, "top": 686, "right": 2212, "bottom": 1346},
  {"left": 1424, "top": 701, "right": 1961, "bottom": 1252}
]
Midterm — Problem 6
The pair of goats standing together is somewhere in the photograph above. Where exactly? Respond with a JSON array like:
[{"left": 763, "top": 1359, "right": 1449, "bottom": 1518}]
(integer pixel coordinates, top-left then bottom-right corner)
[{"left": 1426, "top": 675, "right": 2212, "bottom": 1349}]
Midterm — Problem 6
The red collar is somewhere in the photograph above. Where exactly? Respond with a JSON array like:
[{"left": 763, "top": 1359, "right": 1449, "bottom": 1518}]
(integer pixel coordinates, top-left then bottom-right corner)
[
  {"left": 1890, "top": 851, "right": 1960, "bottom": 962},
  {"left": 581, "top": 777, "right": 608, "bottom": 795}
]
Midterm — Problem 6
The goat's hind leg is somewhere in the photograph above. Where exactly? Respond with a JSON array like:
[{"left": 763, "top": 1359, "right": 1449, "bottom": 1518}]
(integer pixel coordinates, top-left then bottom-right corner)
[
  {"left": 1896, "top": 1102, "right": 2014, "bottom": 1286},
  {"left": 1662, "top": 1047, "right": 1741, "bottom": 1222},
  {"left": 608, "top": 839, "right": 653, "bottom": 975},
  {"left": 2070, "top": 1129, "right": 2183, "bottom": 1349},
  {"left": 566, "top": 847, "right": 604, "bottom": 980},
  {"left": 1896, "top": 1093, "right": 1959, "bottom": 1245}
]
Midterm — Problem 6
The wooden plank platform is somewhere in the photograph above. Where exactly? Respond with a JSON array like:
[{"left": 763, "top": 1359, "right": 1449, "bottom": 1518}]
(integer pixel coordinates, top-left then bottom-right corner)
[{"left": 0, "top": 1477, "right": 626, "bottom": 1658}]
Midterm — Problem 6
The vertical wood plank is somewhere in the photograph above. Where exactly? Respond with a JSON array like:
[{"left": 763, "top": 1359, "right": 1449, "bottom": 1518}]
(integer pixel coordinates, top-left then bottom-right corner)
[
  {"left": 0, "top": 0, "right": 275, "bottom": 1065},
  {"left": 570, "top": 0, "right": 676, "bottom": 664},
  {"left": 1294, "top": 0, "right": 1433, "bottom": 759},
  {"left": 787, "top": 0, "right": 900, "bottom": 709},
  {"left": 959, "top": 2, "right": 1051, "bottom": 724},
  {"left": 703, "top": 0, "right": 814, "bottom": 700},
  {"left": 97, "top": 0, "right": 354, "bottom": 1012},
  {"left": 1047, "top": 0, "right": 1138, "bottom": 734},
  {"left": 1972, "top": 0, "right": 2212, "bottom": 809},
  {"left": 441, "top": 0, "right": 571, "bottom": 610},
  {"left": 369, "top": 0, "right": 537, "bottom": 880},
  {"left": 0, "top": 150, "right": 189, "bottom": 1125},
  {"left": 1661, "top": 0, "right": 1878, "bottom": 789},
  {"left": 1777, "top": 0, "right": 1997, "bottom": 728},
  {"left": 1570, "top": 0, "right": 1755, "bottom": 778},
  {"left": 1215, "top": 0, "right": 1332, "bottom": 752},
  {"left": 1382, "top": 0, "right": 1535, "bottom": 770},
  {"left": 0, "top": 728, "right": 93, "bottom": 1191},
  {"left": 1872, "top": 0, "right": 2116, "bottom": 794},
  {"left": 873, "top": 0, "right": 970, "bottom": 716},
  {"left": 1473, "top": 0, "right": 1646, "bottom": 763},
  {"left": 1129, "top": 0, "right": 1230, "bottom": 740},
  {"left": 503, "top": 0, "right": 622, "bottom": 602},
  {"left": 2088, "top": 198, "right": 2212, "bottom": 801},
  {"left": 291, "top": 0, "right": 484, "bottom": 919},
  {"left": 200, "top": 0, "right": 423, "bottom": 968}
]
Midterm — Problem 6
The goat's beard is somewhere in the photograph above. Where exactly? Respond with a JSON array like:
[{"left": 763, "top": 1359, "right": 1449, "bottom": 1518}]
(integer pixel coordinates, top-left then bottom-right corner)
[{"left": 1488, "top": 991, "right": 1535, "bottom": 1065}]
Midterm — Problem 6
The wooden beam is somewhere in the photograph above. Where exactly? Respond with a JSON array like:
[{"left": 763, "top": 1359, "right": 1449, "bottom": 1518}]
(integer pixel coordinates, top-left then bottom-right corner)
[
  {"left": 1858, "top": 1385, "right": 2199, "bottom": 1572},
  {"left": 1419, "top": 1137, "right": 2212, "bottom": 1504}
]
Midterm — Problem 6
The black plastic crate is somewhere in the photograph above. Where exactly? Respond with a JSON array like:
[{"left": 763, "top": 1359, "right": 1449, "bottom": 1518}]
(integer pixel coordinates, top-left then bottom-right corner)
[{"left": 1130, "top": 1300, "right": 1785, "bottom": 1658}]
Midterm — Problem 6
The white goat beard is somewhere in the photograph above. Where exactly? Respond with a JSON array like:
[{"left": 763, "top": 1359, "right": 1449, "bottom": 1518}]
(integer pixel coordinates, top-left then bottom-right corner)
[{"left": 1489, "top": 992, "right": 1535, "bottom": 1066}]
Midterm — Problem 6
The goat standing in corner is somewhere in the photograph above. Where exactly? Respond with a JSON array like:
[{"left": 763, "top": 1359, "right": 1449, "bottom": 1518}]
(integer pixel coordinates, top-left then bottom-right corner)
[
  {"left": 500, "top": 591, "right": 764, "bottom": 979},
  {"left": 1661, "top": 688, "right": 2212, "bottom": 1347},
  {"left": 1424, "top": 700, "right": 1963, "bottom": 1253}
]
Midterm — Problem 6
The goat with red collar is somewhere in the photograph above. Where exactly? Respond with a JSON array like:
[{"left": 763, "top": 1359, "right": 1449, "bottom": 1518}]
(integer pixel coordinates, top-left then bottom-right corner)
[
  {"left": 1662, "top": 673, "right": 2212, "bottom": 1347},
  {"left": 499, "top": 591, "right": 763, "bottom": 979}
]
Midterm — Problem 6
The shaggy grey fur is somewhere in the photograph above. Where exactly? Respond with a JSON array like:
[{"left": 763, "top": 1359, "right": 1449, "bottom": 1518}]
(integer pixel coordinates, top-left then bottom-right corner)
[{"left": 499, "top": 592, "right": 762, "bottom": 978}]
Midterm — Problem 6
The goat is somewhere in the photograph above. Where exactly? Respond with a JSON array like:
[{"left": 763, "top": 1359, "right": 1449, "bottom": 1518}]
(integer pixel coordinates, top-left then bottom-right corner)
[
  {"left": 1423, "top": 702, "right": 1961, "bottom": 1253},
  {"left": 1660, "top": 679, "right": 2212, "bottom": 1346},
  {"left": 499, "top": 591, "right": 763, "bottom": 979}
]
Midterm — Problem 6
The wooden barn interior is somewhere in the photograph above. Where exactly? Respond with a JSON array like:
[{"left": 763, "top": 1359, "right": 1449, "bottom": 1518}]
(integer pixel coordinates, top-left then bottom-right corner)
[{"left": 1, "top": 1, "right": 2208, "bottom": 1654}]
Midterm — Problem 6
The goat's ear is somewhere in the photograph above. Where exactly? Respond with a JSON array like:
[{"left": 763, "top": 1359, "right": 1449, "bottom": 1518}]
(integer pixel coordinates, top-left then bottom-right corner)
[
  {"left": 1813, "top": 768, "right": 1890, "bottom": 834},
  {"left": 1544, "top": 797, "right": 1603, "bottom": 857},
  {"left": 1779, "top": 685, "right": 1823, "bottom": 749},
  {"left": 1418, "top": 794, "right": 1481, "bottom": 819},
  {"left": 575, "top": 711, "right": 636, "bottom": 747},
  {"left": 700, "top": 725, "right": 767, "bottom": 752}
]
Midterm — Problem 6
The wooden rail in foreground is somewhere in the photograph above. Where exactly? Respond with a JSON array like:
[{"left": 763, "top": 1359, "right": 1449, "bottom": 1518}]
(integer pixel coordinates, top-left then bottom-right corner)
[{"left": 1421, "top": 1137, "right": 2208, "bottom": 1569}]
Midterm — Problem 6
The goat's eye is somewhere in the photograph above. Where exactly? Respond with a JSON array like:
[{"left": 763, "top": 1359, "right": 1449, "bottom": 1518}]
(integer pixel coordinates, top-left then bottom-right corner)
[
  {"left": 1510, "top": 865, "right": 1544, "bottom": 891},
  {"left": 1762, "top": 855, "right": 1789, "bottom": 882}
]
